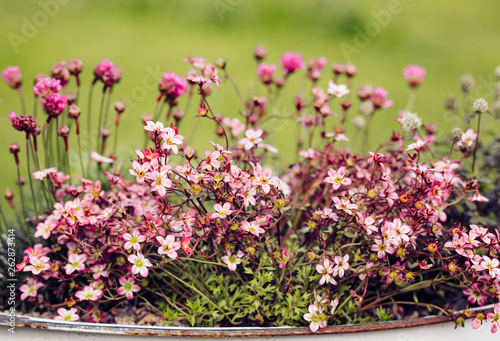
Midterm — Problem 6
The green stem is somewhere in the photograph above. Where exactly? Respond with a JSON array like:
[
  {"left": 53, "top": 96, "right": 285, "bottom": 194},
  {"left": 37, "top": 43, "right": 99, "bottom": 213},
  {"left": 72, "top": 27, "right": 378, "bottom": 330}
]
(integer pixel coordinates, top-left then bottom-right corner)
[
  {"left": 471, "top": 113, "right": 481, "bottom": 172},
  {"left": 86, "top": 83, "right": 95, "bottom": 169},
  {"left": 18, "top": 89, "right": 27, "bottom": 115},
  {"left": 26, "top": 139, "right": 39, "bottom": 227}
]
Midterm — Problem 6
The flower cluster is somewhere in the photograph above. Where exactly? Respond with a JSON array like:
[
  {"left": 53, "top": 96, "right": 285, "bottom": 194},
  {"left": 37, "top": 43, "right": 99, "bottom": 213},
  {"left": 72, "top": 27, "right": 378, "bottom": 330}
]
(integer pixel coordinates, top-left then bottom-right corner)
[{"left": 2, "top": 48, "right": 499, "bottom": 334}]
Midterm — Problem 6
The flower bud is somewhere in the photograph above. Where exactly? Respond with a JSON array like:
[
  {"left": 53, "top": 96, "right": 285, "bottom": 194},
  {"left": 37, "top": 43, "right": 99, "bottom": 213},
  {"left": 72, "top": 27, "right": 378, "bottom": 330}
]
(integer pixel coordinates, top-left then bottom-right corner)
[
  {"left": 275, "top": 77, "right": 285, "bottom": 88},
  {"left": 173, "top": 109, "right": 184, "bottom": 120},
  {"left": 201, "top": 82, "right": 212, "bottom": 96},
  {"left": 68, "top": 104, "right": 81, "bottom": 119},
  {"left": 253, "top": 45, "right": 267, "bottom": 61},
  {"left": 344, "top": 63, "right": 357, "bottom": 77},
  {"left": 444, "top": 95, "right": 460, "bottom": 112},
  {"left": 68, "top": 59, "right": 83, "bottom": 75},
  {"left": 65, "top": 92, "right": 76, "bottom": 105},
  {"left": 216, "top": 58, "right": 226, "bottom": 69},
  {"left": 332, "top": 63, "right": 344, "bottom": 75},
  {"left": 9, "top": 142, "right": 20, "bottom": 155},
  {"left": 58, "top": 125, "right": 70, "bottom": 137},
  {"left": 114, "top": 101, "right": 125, "bottom": 114},
  {"left": 5, "top": 188, "right": 14, "bottom": 201},
  {"left": 141, "top": 113, "right": 152, "bottom": 124},
  {"left": 16, "top": 177, "right": 25, "bottom": 186},
  {"left": 352, "top": 115, "right": 366, "bottom": 130},
  {"left": 450, "top": 127, "right": 464, "bottom": 141},
  {"left": 100, "top": 128, "right": 109, "bottom": 138},
  {"left": 459, "top": 74, "right": 475, "bottom": 93}
]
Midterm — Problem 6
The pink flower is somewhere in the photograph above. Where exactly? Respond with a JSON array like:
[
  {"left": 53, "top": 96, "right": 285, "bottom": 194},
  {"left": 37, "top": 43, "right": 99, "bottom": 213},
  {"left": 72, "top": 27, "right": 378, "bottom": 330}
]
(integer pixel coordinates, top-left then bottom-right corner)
[
  {"left": 158, "top": 72, "right": 188, "bottom": 98},
  {"left": 161, "top": 128, "right": 184, "bottom": 154},
  {"left": 128, "top": 252, "right": 153, "bottom": 277},
  {"left": 251, "top": 163, "right": 280, "bottom": 194},
  {"left": 42, "top": 92, "right": 67, "bottom": 118},
  {"left": 458, "top": 128, "right": 477, "bottom": 148},
  {"left": 280, "top": 51, "right": 305, "bottom": 75},
  {"left": 487, "top": 303, "right": 500, "bottom": 333},
  {"left": 241, "top": 220, "right": 265, "bottom": 237},
  {"left": 239, "top": 129, "right": 263, "bottom": 150},
  {"left": 238, "top": 181, "right": 257, "bottom": 207},
  {"left": 2, "top": 66, "right": 22, "bottom": 89},
  {"left": 212, "top": 202, "right": 233, "bottom": 219},
  {"left": 324, "top": 166, "right": 351, "bottom": 190},
  {"left": 406, "top": 139, "right": 426, "bottom": 151},
  {"left": 463, "top": 283, "right": 488, "bottom": 306},
  {"left": 91, "top": 264, "right": 109, "bottom": 280},
  {"left": 181, "top": 234, "right": 193, "bottom": 257},
  {"left": 402, "top": 65, "right": 426, "bottom": 88},
  {"left": 54, "top": 307, "right": 79, "bottom": 321},
  {"left": 75, "top": 285, "right": 103, "bottom": 301},
  {"left": 33, "top": 167, "right": 58, "bottom": 181},
  {"left": 201, "top": 150, "right": 221, "bottom": 170},
  {"left": 65, "top": 253, "right": 87, "bottom": 275},
  {"left": 332, "top": 197, "right": 358, "bottom": 215},
  {"left": 278, "top": 247, "right": 294, "bottom": 269},
  {"left": 371, "top": 238, "right": 395, "bottom": 259},
  {"left": 123, "top": 229, "right": 146, "bottom": 251},
  {"left": 94, "top": 59, "right": 121, "bottom": 88},
  {"left": 144, "top": 121, "right": 167, "bottom": 135},
  {"left": 327, "top": 82, "right": 350, "bottom": 98},
  {"left": 34, "top": 219, "right": 55, "bottom": 239},
  {"left": 480, "top": 256, "right": 500, "bottom": 278},
  {"left": 90, "top": 151, "right": 114, "bottom": 164},
  {"left": 117, "top": 276, "right": 141, "bottom": 300},
  {"left": 221, "top": 250, "right": 244, "bottom": 271},
  {"left": 316, "top": 258, "right": 337, "bottom": 285},
  {"left": 256, "top": 63, "right": 277, "bottom": 84},
  {"left": 33, "top": 77, "right": 62, "bottom": 98},
  {"left": 156, "top": 235, "right": 181, "bottom": 259},
  {"left": 19, "top": 279, "right": 44, "bottom": 301},
  {"left": 23, "top": 255, "right": 51, "bottom": 275},
  {"left": 303, "top": 302, "right": 327, "bottom": 333},
  {"left": 147, "top": 168, "right": 173, "bottom": 197},
  {"left": 371, "top": 87, "right": 393, "bottom": 109},
  {"left": 333, "top": 254, "right": 349, "bottom": 278},
  {"left": 129, "top": 161, "right": 150, "bottom": 184}
]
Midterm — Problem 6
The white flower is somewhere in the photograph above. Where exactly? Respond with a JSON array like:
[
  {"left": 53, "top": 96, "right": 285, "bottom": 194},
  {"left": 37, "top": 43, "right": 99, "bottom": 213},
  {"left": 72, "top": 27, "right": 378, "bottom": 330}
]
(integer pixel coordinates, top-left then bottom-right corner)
[
  {"left": 327, "top": 81, "right": 350, "bottom": 98},
  {"left": 400, "top": 111, "right": 422, "bottom": 132},
  {"left": 473, "top": 98, "right": 488, "bottom": 113}
]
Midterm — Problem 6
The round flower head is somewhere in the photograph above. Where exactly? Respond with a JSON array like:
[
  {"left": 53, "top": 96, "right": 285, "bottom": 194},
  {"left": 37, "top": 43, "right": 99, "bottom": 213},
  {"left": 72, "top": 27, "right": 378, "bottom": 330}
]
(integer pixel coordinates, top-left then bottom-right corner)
[
  {"left": 94, "top": 59, "right": 122, "bottom": 88},
  {"left": 459, "top": 74, "right": 475, "bottom": 93},
  {"left": 159, "top": 72, "right": 188, "bottom": 99},
  {"left": 280, "top": 51, "right": 305, "bottom": 75},
  {"left": 2, "top": 66, "right": 22, "bottom": 89},
  {"left": 473, "top": 98, "right": 488, "bottom": 113},
  {"left": 43, "top": 93, "right": 68, "bottom": 119},
  {"left": 402, "top": 65, "right": 426, "bottom": 88},
  {"left": 400, "top": 112, "right": 423, "bottom": 132},
  {"left": 51, "top": 60, "right": 70, "bottom": 87},
  {"left": 256, "top": 63, "right": 277, "bottom": 84}
]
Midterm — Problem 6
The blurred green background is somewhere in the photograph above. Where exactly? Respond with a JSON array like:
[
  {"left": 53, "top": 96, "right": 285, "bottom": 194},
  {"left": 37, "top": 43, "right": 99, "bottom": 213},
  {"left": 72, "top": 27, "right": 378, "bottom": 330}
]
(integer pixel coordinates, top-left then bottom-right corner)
[{"left": 1, "top": 0, "right": 500, "bottom": 208}]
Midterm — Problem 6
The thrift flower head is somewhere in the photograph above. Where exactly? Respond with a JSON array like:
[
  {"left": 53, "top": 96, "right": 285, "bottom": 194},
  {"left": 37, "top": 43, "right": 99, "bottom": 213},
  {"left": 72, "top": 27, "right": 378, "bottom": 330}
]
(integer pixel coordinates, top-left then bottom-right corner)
[
  {"left": 256, "top": 63, "right": 277, "bottom": 84},
  {"left": 159, "top": 72, "right": 188, "bottom": 99},
  {"left": 402, "top": 65, "right": 426, "bottom": 88},
  {"left": 94, "top": 59, "right": 122, "bottom": 88},
  {"left": 2, "top": 66, "right": 22, "bottom": 89},
  {"left": 372, "top": 87, "right": 393, "bottom": 109},
  {"left": 400, "top": 112, "right": 423, "bottom": 132},
  {"left": 280, "top": 51, "right": 305, "bottom": 75},
  {"left": 473, "top": 98, "right": 488, "bottom": 113}
]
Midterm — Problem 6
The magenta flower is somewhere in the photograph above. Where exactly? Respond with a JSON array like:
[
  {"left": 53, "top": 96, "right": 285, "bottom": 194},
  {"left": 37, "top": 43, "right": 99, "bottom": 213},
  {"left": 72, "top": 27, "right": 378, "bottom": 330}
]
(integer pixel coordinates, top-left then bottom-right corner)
[
  {"left": 371, "top": 87, "right": 393, "bottom": 109},
  {"left": 278, "top": 247, "right": 294, "bottom": 269},
  {"left": 221, "top": 250, "right": 244, "bottom": 271},
  {"left": 23, "top": 255, "right": 51, "bottom": 275},
  {"left": 241, "top": 220, "right": 265, "bottom": 237},
  {"left": 2, "top": 66, "right": 22, "bottom": 89},
  {"left": 33, "top": 77, "right": 62, "bottom": 98},
  {"left": 128, "top": 252, "right": 153, "bottom": 277},
  {"left": 156, "top": 235, "right": 181, "bottom": 259},
  {"left": 75, "top": 285, "right": 103, "bottom": 301},
  {"left": 280, "top": 51, "right": 305, "bottom": 75},
  {"left": 123, "top": 229, "right": 146, "bottom": 251},
  {"left": 94, "top": 59, "right": 122, "bottom": 88},
  {"left": 402, "top": 65, "right": 426, "bottom": 88},
  {"left": 158, "top": 72, "right": 188, "bottom": 98},
  {"left": 256, "top": 63, "right": 277, "bottom": 84},
  {"left": 117, "top": 276, "right": 141, "bottom": 300},
  {"left": 64, "top": 253, "right": 87, "bottom": 275},
  {"left": 19, "top": 279, "right": 44, "bottom": 301},
  {"left": 324, "top": 166, "right": 352, "bottom": 190},
  {"left": 42, "top": 92, "right": 67, "bottom": 118},
  {"left": 463, "top": 283, "right": 488, "bottom": 306},
  {"left": 212, "top": 202, "right": 233, "bottom": 219}
]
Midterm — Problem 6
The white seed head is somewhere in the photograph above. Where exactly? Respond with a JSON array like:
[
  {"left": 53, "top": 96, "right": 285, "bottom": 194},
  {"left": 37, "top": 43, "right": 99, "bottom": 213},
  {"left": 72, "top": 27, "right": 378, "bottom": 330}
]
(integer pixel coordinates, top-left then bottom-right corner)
[
  {"left": 459, "top": 74, "right": 475, "bottom": 93},
  {"left": 473, "top": 98, "right": 488, "bottom": 113},
  {"left": 352, "top": 115, "right": 366, "bottom": 130},
  {"left": 359, "top": 101, "right": 374, "bottom": 116},
  {"left": 451, "top": 127, "right": 464, "bottom": 141},
  {"left": 401, "top": 112, "right": 423, "bottom": 132}
]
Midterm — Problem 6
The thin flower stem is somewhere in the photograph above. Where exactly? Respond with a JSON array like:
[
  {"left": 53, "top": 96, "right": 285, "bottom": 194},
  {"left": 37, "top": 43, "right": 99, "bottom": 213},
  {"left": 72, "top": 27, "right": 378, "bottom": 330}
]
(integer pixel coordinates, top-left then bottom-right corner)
[
  {"left": 471, "top": 113, "right": 481, "bottom": 172},
  {"left": 96, "top": 89, "right": 107, "bottom": 152},
  {"left": 224, "top": 69, "right": 246, "bottom": 115},
  {"left": 77, "top": 131, "right": 85, "bottom": 178},
  {"left": 15, "top": 162, "right": 28, "bottom": 229},
  {"left": 26, "top": 139, "right": 39, "bottom": 224},
  {"left": 86, "top": 83, "right": 95, "bottom": 168},
  {"left": 405, "top": 88, "right": 417, "bottom": 112},
  {"left": 18, "top": 88, "right": 27, "bottom": 115}
]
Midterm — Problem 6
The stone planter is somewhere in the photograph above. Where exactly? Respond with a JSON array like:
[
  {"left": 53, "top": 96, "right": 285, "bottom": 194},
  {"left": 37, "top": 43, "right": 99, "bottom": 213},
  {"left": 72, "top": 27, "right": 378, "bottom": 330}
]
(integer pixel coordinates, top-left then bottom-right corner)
[{"left": 0, "top": 310, "right": 497, "bottom": 340}]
